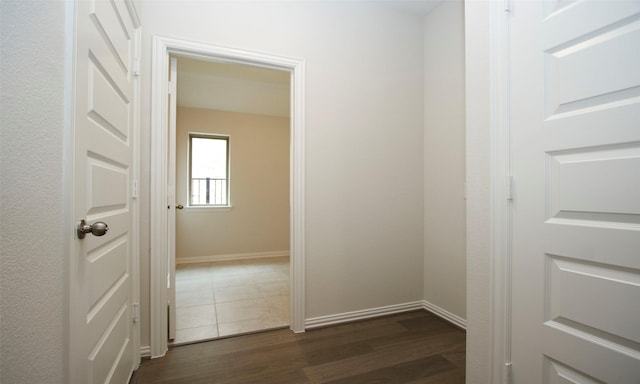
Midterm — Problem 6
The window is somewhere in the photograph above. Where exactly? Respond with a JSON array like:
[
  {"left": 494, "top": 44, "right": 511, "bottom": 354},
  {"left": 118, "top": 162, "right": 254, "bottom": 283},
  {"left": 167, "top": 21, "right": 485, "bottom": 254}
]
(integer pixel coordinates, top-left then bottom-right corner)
[{"left": 189, "top": 134, "right": 229, "bottom": 206}]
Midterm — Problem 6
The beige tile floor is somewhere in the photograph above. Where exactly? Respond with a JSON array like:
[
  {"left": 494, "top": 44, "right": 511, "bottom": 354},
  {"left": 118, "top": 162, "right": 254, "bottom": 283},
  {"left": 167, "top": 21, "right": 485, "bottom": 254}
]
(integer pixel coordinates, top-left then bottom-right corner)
[{"left": 171, "top": 257, "right": 290, "bottom": 345}]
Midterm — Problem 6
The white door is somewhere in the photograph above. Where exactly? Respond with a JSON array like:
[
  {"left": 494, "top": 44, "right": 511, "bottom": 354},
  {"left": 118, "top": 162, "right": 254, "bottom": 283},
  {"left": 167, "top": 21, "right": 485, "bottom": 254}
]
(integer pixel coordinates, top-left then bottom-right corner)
[
  {"left": 510, "top": 1, "right": 640, "bottom": 382},
  {"left": 71, "top": 0, "right": 140, "bottom": 382},
  {"left": 168, "top": 56, "right": 178, "bottom": 341}
]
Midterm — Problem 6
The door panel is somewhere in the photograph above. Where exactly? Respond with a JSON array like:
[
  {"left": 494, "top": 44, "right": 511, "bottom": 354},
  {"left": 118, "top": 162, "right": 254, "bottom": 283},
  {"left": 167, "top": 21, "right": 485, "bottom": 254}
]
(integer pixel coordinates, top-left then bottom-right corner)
[
  {"left": 72, "top": 0, "right": 139, "bottom": 382},
  {"left": 546, "top": 144, "right": 640, "bottom": 223},
  {"left": 88, "top": 158, "right": 129, "bottom": 211},
  {"left": 544, "top": 358, "right": 605, "bottom": 384},
  {"left": 510, "top": 1, "right": 640, "bottom": 382},
  {"left": 88, "top": 62, "right": 131, "bottom": 139},
  {"left": 546, "top": 255, "right": 639, "bottom": 343}
]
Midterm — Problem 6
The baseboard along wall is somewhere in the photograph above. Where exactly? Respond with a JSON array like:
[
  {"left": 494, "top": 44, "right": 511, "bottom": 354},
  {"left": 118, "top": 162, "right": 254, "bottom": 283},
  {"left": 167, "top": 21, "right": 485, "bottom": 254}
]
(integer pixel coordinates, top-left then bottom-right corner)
[
  {"left": 421, "top": 300, "right": 467, "bottom": 329},
  {"left": 140, "top": 345, "right": 151, "bottom": 359},
  {"left": 175, "top": 251, "right": 290, "bottom": 264},
  {"left": 305, "top": 300, "right": 467, "bottom": 331}
]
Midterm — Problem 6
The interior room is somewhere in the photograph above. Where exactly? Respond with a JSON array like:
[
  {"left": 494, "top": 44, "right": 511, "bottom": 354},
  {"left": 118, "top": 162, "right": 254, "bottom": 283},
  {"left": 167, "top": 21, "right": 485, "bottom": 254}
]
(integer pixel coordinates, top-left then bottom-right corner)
[{"left": 171, "top": 58, "right": 292, "bottom": 343}]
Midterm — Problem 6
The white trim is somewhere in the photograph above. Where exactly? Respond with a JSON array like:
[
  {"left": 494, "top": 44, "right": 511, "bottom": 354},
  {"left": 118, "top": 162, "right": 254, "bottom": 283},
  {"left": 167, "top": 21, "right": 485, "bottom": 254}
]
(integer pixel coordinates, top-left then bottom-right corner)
[
  {"left": 305, "top": 301, "right": 467, "bottom": 331},
  {"left": 139, "top": 346, "right": 151, "bottom": 359},
  {"left": 289, "top": 44, "right": 306, "bottom": 335},
  {"left": 183, "top": 206, "right": 232, "bottom": 212},
  {"left": 421, "top": 300, "right": 467, "bottom": 330},
  {"left": 305, "top": 302, "right": 424, "bottom": 329},
  {"left": 489, "top": 2, "right": 512, "bottom": 384},
  {"left": 176, "top": 251, "right": 290, "bottom": 265},
  {"left": 150, "top": 35, "right": 306, "bottom": 358},
  {"left": 130, "top": 18, "right": 142, "bottom": 370},
  {"left": 149, "top": 35, "right": 170, "bottom": 359}
]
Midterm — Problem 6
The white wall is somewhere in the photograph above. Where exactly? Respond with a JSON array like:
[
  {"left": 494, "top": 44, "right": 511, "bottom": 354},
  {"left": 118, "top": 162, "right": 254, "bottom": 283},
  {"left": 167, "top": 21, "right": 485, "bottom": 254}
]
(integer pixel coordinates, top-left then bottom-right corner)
[
  {"left": 176, "top": 107, "right": 290, "bottom": 259},
  {"left": 465, "top": 0, "right": 493, "bottom": 382},
  {"left": 138, "top": 1, "right": 425, "bottom": 346},
  {"left": 423, "top": 0, "right": 467, "bottom": 320},
  {"left": 0, "top": 1, "right": 69, "bottom": 382}
]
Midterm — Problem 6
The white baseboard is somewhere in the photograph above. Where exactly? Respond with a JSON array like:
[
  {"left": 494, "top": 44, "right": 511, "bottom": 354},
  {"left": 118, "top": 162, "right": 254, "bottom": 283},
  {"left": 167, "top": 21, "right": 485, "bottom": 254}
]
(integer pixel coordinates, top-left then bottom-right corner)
[
  {"left": 305, "top": 301, "right": 424, "bottom": 329},
  {"left": 140, "top": 345, "right": 151, "bottom": 358},
  {"left": 303, "top": 300, "right": 467, "bottom": 331},
  {"left": 421, "top": 300, "right": 467, "bottom": 330},
  {"left": 176, "top": 250, "right": 290, "bottom": 265}
]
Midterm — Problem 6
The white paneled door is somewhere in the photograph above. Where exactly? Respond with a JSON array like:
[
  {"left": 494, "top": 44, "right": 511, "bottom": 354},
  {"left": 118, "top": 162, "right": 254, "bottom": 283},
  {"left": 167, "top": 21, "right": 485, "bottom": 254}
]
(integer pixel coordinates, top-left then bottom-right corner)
[
  {"left": 510, "top": 1, "right": 640, "bottom": 382},
  {"left": 71, "top": 1, "right": 140, "bottom": 382}
]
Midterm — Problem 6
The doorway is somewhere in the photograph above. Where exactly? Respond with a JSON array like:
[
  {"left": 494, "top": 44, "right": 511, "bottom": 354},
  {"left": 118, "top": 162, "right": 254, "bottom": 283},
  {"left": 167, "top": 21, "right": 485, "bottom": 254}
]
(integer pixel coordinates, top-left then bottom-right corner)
[
  {"left": 170, "top": 57, "right": 292, "bottom": 344},
  {"left": 150, "top": 36, "right": 306, "bottom": 358}
]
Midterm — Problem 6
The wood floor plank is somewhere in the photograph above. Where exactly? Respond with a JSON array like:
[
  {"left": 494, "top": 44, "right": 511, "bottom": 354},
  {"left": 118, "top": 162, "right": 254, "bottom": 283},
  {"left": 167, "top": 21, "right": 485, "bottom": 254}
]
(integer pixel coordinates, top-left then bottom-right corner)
[
  {"left": 405, "top": 368, "right": 466, "bottom": 384},
  {"left": 302, "top": 340, "right": 375, "bottom": 366},
  {"left": 323, "top": 355, "right": 456, "bottom": 384},
  {"left": 130, "top": 310, "right": 466, "bottom": 384},
  {"left": 302, "top": 332, "right": 463, "bottom": 383},
  {"left": 441, "top": 343, "right": 466, "bottom": 367}
]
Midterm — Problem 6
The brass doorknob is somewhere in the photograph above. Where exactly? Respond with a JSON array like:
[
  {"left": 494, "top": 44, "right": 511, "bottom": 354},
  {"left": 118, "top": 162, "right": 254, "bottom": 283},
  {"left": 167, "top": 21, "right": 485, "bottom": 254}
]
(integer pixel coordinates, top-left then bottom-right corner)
[{"left": 176, "top": 204, "right": 184, "bottom": 209}]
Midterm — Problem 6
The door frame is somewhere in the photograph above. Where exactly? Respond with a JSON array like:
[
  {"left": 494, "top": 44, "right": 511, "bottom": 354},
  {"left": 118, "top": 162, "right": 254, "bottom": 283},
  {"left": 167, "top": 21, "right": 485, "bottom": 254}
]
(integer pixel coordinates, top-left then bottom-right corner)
[
  {"left": 149, "top": 35, "right": 306, "bottom": 358},
  {"left": 465, "top": 1, "right": 511, "bottom": 383},
  {"left": 487, "top": 2, "right": 511, "bottom": 381}
]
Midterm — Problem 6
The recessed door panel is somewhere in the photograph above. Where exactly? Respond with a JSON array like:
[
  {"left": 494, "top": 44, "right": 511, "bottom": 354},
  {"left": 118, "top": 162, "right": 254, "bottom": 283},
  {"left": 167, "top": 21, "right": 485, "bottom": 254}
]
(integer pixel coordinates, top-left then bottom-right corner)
[
  {"left": 546, "top": 254, "right": 640, "bottom": 346},
  {"left": 87, "top": 238, "right": 128, "bottom": 308},
  {"left": 88, "top": 304, "right": 131, "bottom": 384},
  {"left": 545, "top": 19, "right": 640, "bottom": 117},
  {"left": 88, "top": 61, "right": 130, "bottom": 141},
  {"left": 546, "top": 144, "right": 640, "bottom": 221},
  {"left": 87, "top": 157, "right": 128, "bottom": 214}
]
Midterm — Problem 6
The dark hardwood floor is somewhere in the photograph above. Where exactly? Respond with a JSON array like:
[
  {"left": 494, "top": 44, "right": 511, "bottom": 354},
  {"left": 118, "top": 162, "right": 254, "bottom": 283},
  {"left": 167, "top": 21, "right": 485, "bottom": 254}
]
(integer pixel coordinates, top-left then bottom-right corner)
[{"left": 130, "top": 310, "right": 465, "bottom": 384}]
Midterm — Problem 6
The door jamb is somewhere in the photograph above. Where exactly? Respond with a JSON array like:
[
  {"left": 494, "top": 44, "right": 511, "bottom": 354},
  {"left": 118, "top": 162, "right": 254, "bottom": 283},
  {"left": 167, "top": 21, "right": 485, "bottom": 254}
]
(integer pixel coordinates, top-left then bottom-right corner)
[
  {"left": 149, "top": 35, "right": 306, "bottom": 358},
  {"left": 466, "top": 1, "right": 512, "bottom": 382},
  {"left": 488, "top": 2, "right": 511, "bottom": 383}
]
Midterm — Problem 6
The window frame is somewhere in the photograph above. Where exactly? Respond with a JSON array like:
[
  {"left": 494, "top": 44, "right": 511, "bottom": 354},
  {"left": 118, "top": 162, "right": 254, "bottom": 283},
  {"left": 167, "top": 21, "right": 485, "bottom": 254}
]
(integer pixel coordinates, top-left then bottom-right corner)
[{"left": 187, "top": 132, "right": 231, "bottom": 208}]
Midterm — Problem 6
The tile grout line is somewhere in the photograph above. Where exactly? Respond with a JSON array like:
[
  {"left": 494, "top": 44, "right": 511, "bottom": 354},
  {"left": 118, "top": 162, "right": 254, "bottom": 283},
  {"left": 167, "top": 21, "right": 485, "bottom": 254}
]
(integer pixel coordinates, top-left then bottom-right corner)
[{"left": 211, "top": 270, "right": 221, "bottom": 338}]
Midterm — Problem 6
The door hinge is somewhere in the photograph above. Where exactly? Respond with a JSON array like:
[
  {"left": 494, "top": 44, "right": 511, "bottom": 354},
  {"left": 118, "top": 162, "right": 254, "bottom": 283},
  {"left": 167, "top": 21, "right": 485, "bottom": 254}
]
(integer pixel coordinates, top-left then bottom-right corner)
[
  {"left": 133, "top": 58, "right": 141, "bottom": 77},
  {"left": 131, "top": 180, "right": 138, "bottom": 199},
  {"left": 504, "top": 362, "right": 513, "bottom": 383},
  {"left": 506, "top": 175, "right": 514, "bottom": 201},
  {"left": 504, "top": 0, "right": 512, "bottom": 12},
  {"left": 132, "top": 302, "right": 140, "bottom": 323},
  {"left": 168, "top": 80, "right": 176, "bottom": 95}
]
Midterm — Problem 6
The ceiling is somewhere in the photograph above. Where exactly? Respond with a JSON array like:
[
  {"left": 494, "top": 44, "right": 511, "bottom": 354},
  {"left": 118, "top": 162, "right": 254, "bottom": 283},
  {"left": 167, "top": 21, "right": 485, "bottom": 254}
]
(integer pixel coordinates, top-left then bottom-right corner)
[
  {"left": 177, "top": 58, "right": 290, "bottom": 85},
  {"left": 380, "top": 0, "right": 443, "bottom": 17},
  {"left": 176, "top": 57, "right": 291, "bottom": 117}
]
